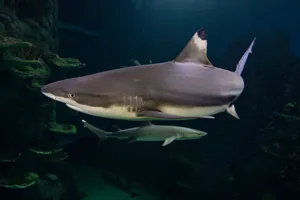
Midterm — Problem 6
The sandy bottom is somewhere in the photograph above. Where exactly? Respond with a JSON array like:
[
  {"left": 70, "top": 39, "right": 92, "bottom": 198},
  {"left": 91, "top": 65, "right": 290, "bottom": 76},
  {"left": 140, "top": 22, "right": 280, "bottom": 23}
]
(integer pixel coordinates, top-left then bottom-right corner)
[{"left": 74, "top": 164, "right": 159, "bottom": 200}]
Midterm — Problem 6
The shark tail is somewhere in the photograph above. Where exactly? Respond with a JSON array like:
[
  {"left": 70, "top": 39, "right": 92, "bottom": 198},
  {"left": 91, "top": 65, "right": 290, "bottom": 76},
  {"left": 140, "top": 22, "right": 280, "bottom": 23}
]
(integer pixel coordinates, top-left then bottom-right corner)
[
  {"left": 82, "top": 120, "right": 110, "bottom": 141},
  {"left": 235, "top": 37, "right": 256, "bottom": 76}
]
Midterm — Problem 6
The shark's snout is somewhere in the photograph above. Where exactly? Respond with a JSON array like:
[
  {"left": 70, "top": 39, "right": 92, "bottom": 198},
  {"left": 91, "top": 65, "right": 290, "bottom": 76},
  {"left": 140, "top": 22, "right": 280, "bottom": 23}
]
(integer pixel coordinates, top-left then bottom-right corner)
[
  {"left": 41, "top": 83, "right": 56, "bottom": 100},
  {"left": 41, "top": 80, "right": 72, "bottom": 101}
]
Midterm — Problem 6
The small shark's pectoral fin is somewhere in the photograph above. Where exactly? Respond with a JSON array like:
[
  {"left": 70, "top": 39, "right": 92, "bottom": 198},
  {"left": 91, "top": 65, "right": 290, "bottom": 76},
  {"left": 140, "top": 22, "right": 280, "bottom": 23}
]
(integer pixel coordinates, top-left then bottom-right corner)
[
  {"left": 162, "top": 137, "right": 177, "bottom": 146},
  {"left": 127, "top": 137, "right": 137, "bottom": 144},
  {"left": 174, "top": 28, "right": 213, "bottom": 66},
  {"left": 227, "top": 104, "right": 240, "bottom": 119},
  {"left": 136, "top": 110, "right": 215, "bottom": 120},
  {"left": 82, "top": 120, "right": 110, "bottom": 144}
]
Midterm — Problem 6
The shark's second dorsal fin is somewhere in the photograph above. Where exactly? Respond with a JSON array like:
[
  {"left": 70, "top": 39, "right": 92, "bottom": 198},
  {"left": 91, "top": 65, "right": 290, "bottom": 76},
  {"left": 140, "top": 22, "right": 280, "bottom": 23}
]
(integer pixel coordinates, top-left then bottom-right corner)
[
  {"left": 140, "top": 121, "right": 153, "bottom": 127},
  {"left": 174, "top": 28, "right": 213, "bottom": 66}
]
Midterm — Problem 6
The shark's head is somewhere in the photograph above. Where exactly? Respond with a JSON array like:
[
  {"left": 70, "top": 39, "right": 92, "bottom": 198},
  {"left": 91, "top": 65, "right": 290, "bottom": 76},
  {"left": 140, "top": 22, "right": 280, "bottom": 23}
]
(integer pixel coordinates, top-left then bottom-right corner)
[
  {"left": 179, "top": 128, "right": 207, "bottom": 140},
  {"left": 41, "top": 77, "right": 89, "bottom": 113}
]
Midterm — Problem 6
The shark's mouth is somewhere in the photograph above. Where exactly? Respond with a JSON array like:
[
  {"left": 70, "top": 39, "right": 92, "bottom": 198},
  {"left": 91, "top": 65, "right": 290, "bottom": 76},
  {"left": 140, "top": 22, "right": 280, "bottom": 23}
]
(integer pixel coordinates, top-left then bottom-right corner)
[
  {"left": 66, "top": 104, "right": 85, "bottom": 112},
  {"left": 42, "top": 92, "right": 58, "bottom": 100}
]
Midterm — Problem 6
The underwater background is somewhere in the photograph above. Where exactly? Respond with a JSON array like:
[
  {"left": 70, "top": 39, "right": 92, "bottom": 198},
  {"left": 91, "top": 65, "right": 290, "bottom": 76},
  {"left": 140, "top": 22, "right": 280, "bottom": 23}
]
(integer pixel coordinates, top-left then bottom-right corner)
[{"left": 0, "top": 0, "right": 300, "bottom": 199}]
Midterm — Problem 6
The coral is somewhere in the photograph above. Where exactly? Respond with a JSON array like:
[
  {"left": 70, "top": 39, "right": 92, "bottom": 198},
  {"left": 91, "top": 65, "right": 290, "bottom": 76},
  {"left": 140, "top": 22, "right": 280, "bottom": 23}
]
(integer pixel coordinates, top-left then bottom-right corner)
[
  {"left": 273, "top": 102, "right": 300, "bottom": 122},
  {"left": 29, "top": 147, "right": 63, "bottom": 155},
  {"left": 38, "top": 178, "right": 65, "bottom": 200},
  {"left": 10, "top": 63, "right": 50, "bottom": 79},
  {"left": 0, "top": 172, "right": 39, "bottom": 189},
  {"left": 273, "top": 112, "right": 300, "bottom": 122},
  {"left": 0, "top": 35, "right": 32, "bottom": 52},
  {"left": 48, "top": 121, "right": 77, "bottom": 134},
  {"left": 38, "top": 151, "right": 69, "bottom": 163},
  {"left": 3, "top": 54, "right": 40, "bottom": 68},
  {"left": 0, "top": 151, "right": 21, "bottom": 163},
  {"left": 0, "top": 22, "right": 5, "bottom": 35},
  {"left": 43, "top": 52, "right": 85, "bottom": 68},
  {"left": 29, "top": 79, "right": 45, "bottom": 89}
]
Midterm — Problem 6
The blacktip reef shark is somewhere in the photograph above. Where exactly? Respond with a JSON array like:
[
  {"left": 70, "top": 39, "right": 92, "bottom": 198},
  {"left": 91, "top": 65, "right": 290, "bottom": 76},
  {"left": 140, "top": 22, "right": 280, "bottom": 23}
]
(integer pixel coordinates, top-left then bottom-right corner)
[
  {"left": 41, "top": 28, "right": 256, "bottom": 121},
  {"left": 81, "top": 120, "right": 207, "bottom": 146}
]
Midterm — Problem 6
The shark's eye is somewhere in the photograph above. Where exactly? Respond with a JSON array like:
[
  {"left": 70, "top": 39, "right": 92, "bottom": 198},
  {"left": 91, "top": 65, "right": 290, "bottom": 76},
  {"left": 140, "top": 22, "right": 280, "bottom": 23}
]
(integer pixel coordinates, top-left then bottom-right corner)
[{"left": 68, "top": 93, "right": 75, "bottom": 99}]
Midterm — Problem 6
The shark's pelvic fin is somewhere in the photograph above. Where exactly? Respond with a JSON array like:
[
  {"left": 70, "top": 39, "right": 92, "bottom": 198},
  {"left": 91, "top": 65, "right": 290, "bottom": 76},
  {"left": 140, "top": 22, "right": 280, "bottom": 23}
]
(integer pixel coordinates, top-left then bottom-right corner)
[
  {"left": 162, "top": 137, "right": 177, "bottom": 146},
  {"left": 235, "top": 37, "right": 256, "bottom": 75},
  {"left": 174, "top": 28, "right": 213, "bottom": 66},
  {"left": 226, "top": 104, "right": 240, "bottom": 119},
  {"left": 128, "top": 137, "right": 137, "bottom": 144},
  {"left": 136, "top": 110, "right": 215, "bottom": 120}
]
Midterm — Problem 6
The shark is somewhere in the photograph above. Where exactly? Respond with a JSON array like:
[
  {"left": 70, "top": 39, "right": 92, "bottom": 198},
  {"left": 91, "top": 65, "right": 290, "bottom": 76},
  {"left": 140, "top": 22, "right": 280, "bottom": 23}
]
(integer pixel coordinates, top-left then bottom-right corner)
[
  {"left": 82, "top": 120, "right": 207, "bottom": 146},
  {"left": 41, "top": 28, "right": 256, "bottom": 121}
]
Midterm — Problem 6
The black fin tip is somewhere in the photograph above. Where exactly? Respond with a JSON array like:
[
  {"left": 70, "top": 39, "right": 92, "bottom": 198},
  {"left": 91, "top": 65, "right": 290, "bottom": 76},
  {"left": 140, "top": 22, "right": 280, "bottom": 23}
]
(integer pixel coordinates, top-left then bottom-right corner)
[{"left": 197, "top": 28, "right": 207, "bottom": 40}]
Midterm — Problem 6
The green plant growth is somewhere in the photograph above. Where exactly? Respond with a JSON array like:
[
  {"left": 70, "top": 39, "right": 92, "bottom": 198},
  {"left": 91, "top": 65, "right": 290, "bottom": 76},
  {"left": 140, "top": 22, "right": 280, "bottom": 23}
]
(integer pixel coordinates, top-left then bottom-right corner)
[
  {"left": 49, "top": 54, "right": 85, "bottom": 68},
  {"left": 0, "top": 36, "right": 32, "bottom": 52},
  {"left": 0, "top": 172, "right": 39, "bottom": 189},
  {"left": 48, "top": 121, "right": 76, "bottom": 134}
]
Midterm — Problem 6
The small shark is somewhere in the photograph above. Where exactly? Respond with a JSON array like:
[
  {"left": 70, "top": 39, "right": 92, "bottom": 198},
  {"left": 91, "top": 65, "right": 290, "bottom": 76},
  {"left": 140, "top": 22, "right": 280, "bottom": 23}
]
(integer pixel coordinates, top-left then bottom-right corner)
[
  {"left": 41, "top": 28, "right": 255, "bottom": 121},
  {"left": 81, "top": 120, "right": 207, "bottom": 146}
]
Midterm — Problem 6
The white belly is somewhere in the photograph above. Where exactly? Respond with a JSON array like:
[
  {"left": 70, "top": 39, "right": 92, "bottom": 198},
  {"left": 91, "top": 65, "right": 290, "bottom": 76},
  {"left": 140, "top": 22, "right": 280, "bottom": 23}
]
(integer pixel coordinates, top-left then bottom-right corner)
[
  {"left": 66, "top": 103, "right": 228, "bottom": 120},
  {"left": 66, "top": 104, "right": 149, "bottom": 121},
  {"left": 159, "top": 104, "right": 228, "bottom": 117}
]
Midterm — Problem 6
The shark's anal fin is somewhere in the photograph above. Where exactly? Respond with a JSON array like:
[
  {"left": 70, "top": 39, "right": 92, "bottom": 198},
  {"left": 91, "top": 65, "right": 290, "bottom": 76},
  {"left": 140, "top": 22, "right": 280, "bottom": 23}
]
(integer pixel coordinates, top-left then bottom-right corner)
[
  {"left": 128, "top": 137, "right": 137, "bottom": 144},
  {"left": 226, "top": 104, "right": 240, "bottom": 119},
  {"left": 174, "top": 28, "right": 213, "bottom": 67},
  {"left": 136, "top": 110, "right": 215, "bottom": 120},
  {"left": 162, "top": 137, "right": 176, "bottom": 146}
]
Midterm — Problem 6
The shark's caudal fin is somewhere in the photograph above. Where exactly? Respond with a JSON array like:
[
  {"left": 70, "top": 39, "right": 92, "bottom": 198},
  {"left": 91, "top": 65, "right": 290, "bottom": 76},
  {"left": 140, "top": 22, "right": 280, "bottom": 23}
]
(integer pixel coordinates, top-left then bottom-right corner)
[
  {"left": 235, "top": 38, "right": 256, "bottom": 76},
  {"left": 174, "top": 28, "right": 213, "bottom": 66},
  {"left": 82, "top": 120, "right": 110, "bottom": 141}
]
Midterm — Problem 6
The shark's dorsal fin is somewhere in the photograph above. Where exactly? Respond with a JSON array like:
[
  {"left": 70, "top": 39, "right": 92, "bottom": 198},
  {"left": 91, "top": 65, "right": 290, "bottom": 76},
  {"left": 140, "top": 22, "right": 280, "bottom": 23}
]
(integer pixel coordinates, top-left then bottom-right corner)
[
  {"left": 140, "top": 121, "right": 153, "bottom": 127},
  {"left": 174, "top": 28, "right": 213, "bottom": 66}
]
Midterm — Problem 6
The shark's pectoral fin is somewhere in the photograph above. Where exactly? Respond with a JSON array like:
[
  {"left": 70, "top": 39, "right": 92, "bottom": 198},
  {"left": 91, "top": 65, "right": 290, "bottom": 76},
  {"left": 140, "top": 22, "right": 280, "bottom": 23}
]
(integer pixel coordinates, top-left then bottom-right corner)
[
  {"left": 128, "top": 137, "right": 137, "bottom": 144},
  {"left": 226, "top": 104, "right": 240, "bottom": 119},
  {"left": 174, "top": 28, "right": 213, "bottom": 67},
  {"left": 162, "top": 137, "right": 177, "bottom": 146},
  {"left": 136, "top": 110, "right": 215, "bottom": 120}
]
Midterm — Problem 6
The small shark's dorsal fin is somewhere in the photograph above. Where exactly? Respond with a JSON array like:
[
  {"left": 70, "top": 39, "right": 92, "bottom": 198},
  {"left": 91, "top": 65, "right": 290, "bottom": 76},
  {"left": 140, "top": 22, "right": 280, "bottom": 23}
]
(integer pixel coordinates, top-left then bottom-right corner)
[
  {"left": 140, "top": 121, "right": 153, "bottom": 127},
  {"left": 174, "top": 28, "right": 213, "bottom": 66},
  {"left": 112, "top": 125, "right": 121, "bottom": 131}
]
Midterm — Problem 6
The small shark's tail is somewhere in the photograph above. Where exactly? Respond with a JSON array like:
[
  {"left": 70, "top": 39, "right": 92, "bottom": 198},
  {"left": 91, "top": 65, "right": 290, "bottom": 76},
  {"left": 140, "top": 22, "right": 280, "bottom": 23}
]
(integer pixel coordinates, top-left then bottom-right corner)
[
  {"left": 235, "top": 37, "right": 256, "bottom": 76},
  {"left": 82, "top": 120, "right": 110, "bottom": 141}
]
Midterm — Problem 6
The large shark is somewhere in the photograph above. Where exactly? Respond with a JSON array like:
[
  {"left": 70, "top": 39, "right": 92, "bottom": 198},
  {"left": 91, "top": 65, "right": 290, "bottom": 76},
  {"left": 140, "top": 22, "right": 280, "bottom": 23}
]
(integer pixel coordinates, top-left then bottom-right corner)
[
  {"left": 82, "top": 120, "right": 207, "bottom": 146},
  {"left": 41, "top": 28, "right": 255, "bottom": 121}
]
